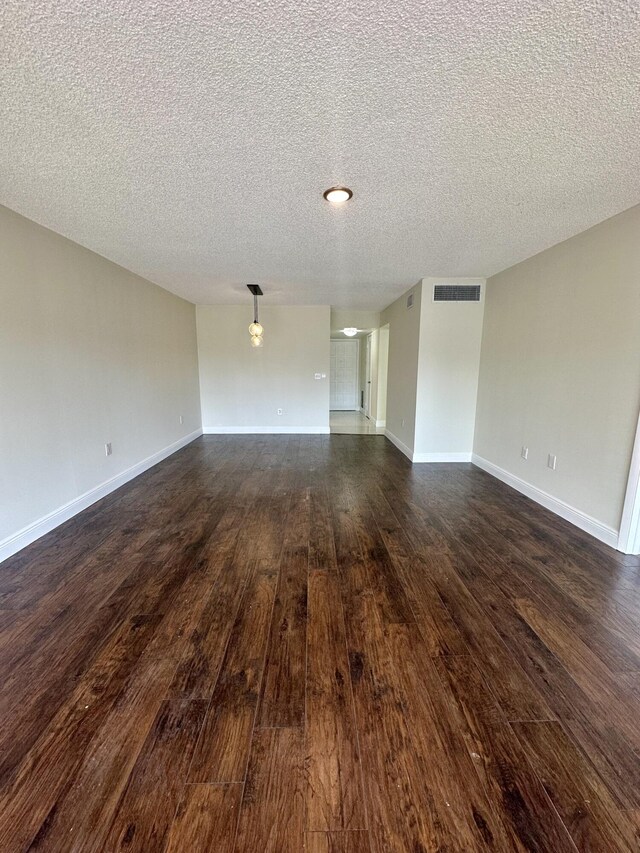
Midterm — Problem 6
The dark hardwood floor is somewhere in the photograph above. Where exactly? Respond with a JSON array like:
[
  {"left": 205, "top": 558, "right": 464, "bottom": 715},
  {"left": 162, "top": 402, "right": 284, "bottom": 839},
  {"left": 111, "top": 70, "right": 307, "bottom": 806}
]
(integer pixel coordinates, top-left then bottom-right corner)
[{"left": 1, "top": 434, "right": 640, "bottom": 851}]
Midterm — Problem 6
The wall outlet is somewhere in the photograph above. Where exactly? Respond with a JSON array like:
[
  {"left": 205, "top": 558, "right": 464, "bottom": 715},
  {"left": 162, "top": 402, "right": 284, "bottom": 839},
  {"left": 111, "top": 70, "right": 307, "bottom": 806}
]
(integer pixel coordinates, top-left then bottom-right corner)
[
  {"left": 401, "top": 418, "right": 405, "bottom": 428},
  {"left": 314, "top": 373, "right": 321, "bottom": 380},
  {"left": 521, "top": 446, "right": 528, "bottom": 461},
  {"left": 179, "top": 415, "right": 184, "bottom": 425},
  {"left": 277, "top": 408, "right": 283, "bottom": 415},
  {"left": 105, "top": 442, "right": 112, "bottom": 457},
  {"left": 547, "top": 454, "right": 557, "bottom": 470}
]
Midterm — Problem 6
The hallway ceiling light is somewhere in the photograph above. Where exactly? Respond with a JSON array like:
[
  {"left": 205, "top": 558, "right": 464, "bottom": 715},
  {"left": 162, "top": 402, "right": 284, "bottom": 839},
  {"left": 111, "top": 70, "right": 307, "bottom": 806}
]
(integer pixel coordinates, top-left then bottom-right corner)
[
  {"left": 343, "top": 327, "right": 358, "bottom": 337},
  {"left": 247, "top": 284, "right": 264, "bottom": 347},
  {"left": 323, "top": 186, "right": 353, "bottom": 204}
]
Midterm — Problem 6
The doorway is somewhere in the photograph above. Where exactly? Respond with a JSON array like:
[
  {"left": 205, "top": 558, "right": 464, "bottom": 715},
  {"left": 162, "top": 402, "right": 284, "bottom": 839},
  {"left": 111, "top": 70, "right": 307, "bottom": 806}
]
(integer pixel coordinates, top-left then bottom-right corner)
[
  {"left": 329, "top": 328, "right": 388, "bottom": 435},
  {"left": 330, "top": 339, "right": 359, "bottom": 410}
]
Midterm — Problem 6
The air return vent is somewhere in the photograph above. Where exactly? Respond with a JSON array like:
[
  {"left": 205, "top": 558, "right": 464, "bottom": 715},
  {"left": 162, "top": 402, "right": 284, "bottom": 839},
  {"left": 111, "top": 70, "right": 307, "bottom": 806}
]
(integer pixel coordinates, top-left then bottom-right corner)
[{"left": 433, "top": 284, "right": 481, "bottom": 302}]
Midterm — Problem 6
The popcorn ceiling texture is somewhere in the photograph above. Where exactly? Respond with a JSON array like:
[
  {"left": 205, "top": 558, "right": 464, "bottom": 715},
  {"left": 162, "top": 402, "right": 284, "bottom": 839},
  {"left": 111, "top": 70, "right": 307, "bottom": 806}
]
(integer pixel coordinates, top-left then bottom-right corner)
[{"left": 1, "top": 0, "right": 639, "bottom": 308}]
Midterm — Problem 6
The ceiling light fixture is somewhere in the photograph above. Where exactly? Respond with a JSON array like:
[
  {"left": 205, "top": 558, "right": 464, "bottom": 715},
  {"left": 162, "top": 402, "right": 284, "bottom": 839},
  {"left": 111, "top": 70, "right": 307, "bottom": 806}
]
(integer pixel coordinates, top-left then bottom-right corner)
[
  {"left": 343, "top": 327, "right": 358, "bottom": 337},
  {"left": 323, "top": 186, "right": 353, "bottom": 204},
  {"left": 247, "top": 284, "right": 264, "bottom": 347}
]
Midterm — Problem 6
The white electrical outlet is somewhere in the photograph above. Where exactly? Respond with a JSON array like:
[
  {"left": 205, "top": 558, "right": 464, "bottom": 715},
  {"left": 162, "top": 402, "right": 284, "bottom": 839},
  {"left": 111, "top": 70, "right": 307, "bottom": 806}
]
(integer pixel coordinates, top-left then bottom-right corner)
[
  {"left": 277, "top": 408, "right": 283, "bottom": 415},
  {"left": 521, "top": 446, "right": 528, "bottom": 460},
  {"left": 547, "top": 454, "right": 557, "bottom": 470},
  {"left": 314, "top": 373, "right": 321, "bottom": 380},
  {"left": 105, "top": 442, "right": 112, "bottom": 457},
  {"left": 179, "top": 415, "right": 184, "bottom": 425},
  {"left": 401, "top": 418, "right": 405, "bottom": 427}
]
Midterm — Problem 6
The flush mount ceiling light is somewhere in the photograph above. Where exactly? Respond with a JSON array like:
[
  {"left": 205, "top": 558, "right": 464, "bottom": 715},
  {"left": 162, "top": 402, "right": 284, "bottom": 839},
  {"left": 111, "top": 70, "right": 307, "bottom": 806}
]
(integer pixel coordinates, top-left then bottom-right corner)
[
  {"left": 343, "top": 327, "right": 358, "bottom": 337},
  {"left": 247, "top": 284, "right": 264, "bottom": 347},
  {"left": 323, "top": 186, "right": 353, "bottom": 204}
]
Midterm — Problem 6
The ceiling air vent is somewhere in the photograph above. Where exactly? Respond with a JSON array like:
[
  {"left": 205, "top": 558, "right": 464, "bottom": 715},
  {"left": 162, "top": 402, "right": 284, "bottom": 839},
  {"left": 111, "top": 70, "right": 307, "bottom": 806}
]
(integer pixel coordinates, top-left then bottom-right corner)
[{"left": 433, "top": 284, "right": 481, "bottom": 302}]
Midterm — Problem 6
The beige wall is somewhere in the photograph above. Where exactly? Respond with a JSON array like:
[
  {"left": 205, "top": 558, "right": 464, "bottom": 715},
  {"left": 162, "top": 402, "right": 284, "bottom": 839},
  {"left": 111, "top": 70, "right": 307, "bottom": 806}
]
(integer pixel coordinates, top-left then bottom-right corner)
[
  {"left": 197, "top": 305, "right": 330, "bottom": 431},
  {"left": 0, "top": 205, "right": 201, "bottom": 554},
  {"left": 474, "top": 204, "right": 640, "bottom": 532},
  {"left": 380, "top": 283, "right": 422, "bottom": 454},
  {"left": 414, "top": 277, "right": 485, "bottom": 460},
  {"left": 330, "top": 309, "right": 380, "bottom": 337},
  {"left": 375, "top": 326, "right": 389, "bottom": 425}
]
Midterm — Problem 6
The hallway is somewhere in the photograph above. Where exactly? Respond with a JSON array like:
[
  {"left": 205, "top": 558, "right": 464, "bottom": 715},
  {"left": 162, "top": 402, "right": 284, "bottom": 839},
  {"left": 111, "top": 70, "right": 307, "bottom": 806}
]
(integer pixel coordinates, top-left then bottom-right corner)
[{"left": 330, "top": 410, "right": 384, "bottom": 435}]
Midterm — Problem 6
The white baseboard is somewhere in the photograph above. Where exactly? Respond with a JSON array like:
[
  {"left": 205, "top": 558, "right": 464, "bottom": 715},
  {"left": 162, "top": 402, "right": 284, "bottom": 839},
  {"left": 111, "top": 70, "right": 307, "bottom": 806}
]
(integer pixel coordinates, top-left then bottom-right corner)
[
  {"left": 412, "top": 452, "right": 472, "bottom": 463},
  {"left": 384, "top": 429, "right": 414, "bottom": 460},
  {"left": 0, "top": 429, "right": 203, "bottom": 565},
  {"left": 203, "top": 426, "right": 330, "bottom": 435},
  {"left": 384, "top": 430, "right": 471, "bottom": 464},
  {"left": 471, "top": 453, "right": 619, "bottom": 548}
]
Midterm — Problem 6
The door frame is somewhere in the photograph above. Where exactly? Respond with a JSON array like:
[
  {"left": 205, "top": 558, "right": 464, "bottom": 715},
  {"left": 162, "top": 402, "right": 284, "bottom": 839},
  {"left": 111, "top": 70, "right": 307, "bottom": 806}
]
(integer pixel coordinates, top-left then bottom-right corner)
[
  {"left": 618, "top": 406, "right": 640, "bottom": 554},
  {"left": 364, "top": 334, "right": 372, "bottom": 418}
]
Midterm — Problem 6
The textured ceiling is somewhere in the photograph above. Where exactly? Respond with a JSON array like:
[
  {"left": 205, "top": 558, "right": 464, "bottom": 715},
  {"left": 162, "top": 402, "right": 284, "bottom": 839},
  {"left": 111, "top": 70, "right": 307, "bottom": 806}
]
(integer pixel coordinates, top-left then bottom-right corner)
[{"left": 1, "top": 1, "right": 639, "bottom": 309}]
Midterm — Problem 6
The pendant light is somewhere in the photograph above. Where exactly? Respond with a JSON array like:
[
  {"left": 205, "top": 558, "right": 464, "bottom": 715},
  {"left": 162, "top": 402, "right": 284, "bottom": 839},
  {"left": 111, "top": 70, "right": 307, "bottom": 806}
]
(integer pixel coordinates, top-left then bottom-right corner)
[{"left": 247, "top": 284, "right": 264, "bottom": 347}]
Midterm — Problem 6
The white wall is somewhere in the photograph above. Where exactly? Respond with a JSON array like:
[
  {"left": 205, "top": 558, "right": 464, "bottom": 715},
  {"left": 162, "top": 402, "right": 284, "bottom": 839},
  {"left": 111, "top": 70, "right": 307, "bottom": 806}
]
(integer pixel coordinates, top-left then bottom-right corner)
[
  {"left": 0, "top": 205, "right": 202, "bottom": 559},
  {"left": 414, "top": 277, "right": 485, "bottom": 461},
  {"left": 197, "top": 305, "right": 330, "bottom": 432},
  {"left": 380, "top": 283, "right": 422, "bottom": 455},
  {"left": 474, "top": 204, "right": 640, "bottom": 541}
]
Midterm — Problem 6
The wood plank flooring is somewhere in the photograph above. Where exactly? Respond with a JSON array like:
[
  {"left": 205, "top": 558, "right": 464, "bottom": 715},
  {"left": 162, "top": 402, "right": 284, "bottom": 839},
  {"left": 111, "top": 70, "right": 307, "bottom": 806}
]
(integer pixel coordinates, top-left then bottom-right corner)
[{"left": 1, "top": 434, "right": 640, "bottom": 851}]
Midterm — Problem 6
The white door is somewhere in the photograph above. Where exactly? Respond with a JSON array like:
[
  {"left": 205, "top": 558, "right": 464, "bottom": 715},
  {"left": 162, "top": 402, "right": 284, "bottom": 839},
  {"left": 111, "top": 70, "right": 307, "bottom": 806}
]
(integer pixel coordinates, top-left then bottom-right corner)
[{"left": 330, "top": 340, "right": 359, "bottom": 410}]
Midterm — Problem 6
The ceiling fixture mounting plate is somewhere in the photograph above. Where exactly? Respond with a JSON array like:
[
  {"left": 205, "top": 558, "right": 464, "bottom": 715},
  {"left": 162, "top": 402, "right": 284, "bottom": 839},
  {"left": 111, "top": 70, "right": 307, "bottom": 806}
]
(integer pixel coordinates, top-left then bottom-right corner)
[
  {"left": 323, "top": 186, "right": 353, "bottom": 203},
  {"left": 247, "top": 284, "right": 263, "bottom": 295}
]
